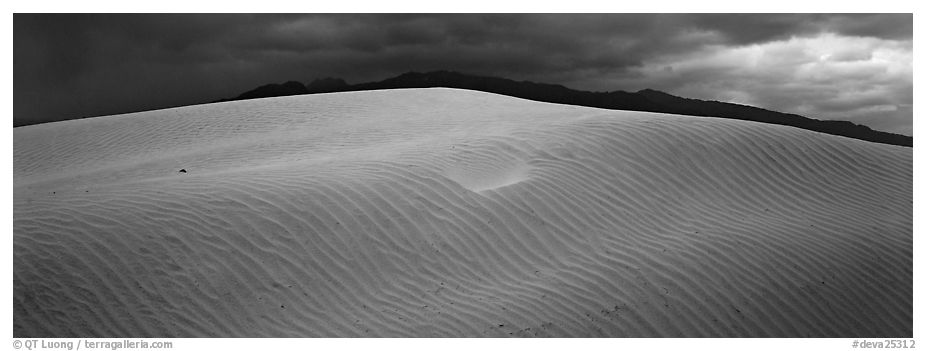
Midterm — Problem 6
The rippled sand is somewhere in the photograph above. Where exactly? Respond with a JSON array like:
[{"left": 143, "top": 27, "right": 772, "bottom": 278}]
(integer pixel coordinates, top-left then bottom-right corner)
[{"left": 14, "top": 88, "right": 912, "bottom": 337}]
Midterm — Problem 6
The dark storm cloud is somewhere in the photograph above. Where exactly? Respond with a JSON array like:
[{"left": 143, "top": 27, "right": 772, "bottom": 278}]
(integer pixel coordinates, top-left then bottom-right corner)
[
  {"left": 14, "top": 13, "right": 912, "bottom": 134},
  {"left": 682, "top": 13, "right": 912, "bottom": 44}
]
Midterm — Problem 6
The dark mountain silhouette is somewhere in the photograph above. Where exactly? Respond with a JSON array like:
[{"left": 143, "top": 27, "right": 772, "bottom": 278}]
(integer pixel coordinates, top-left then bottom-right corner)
[
  {"left": 216, "top": 81, "right": 309, "bottom": 102},
  {"left": 306, "top": 77, "right": 349, "bottom": 93},
  {"left": 220, "top": 71, "right": 911, "bottom": 147}
]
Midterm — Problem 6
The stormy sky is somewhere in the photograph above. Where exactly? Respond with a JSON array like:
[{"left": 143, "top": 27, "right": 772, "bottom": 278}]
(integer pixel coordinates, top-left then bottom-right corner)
[{"left": 14, "top": 13, "right": 913, "bottom": 135}]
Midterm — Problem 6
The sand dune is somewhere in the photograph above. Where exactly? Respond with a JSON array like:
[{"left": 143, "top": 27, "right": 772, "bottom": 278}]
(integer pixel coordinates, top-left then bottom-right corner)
[{"left": 13, "top": 88, "right": 912, "bottom": 337}]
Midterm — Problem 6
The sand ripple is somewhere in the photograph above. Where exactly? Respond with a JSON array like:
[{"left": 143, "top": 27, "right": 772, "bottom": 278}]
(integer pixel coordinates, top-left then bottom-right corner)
[{"left": 14, "top": 89, "right": 911, "bottom": 337}]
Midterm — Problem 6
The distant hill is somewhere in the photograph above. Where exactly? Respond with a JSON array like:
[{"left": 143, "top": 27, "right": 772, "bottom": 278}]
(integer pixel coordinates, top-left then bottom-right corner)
[
  {"left": 306, "top": 77, "right": 349, "bottom": 93},
  {"left": 216, "top": 81, "right": 308, "bottom": 102},
  {"left": 219, "top": 70, "right": 912, "bottom": 147}
]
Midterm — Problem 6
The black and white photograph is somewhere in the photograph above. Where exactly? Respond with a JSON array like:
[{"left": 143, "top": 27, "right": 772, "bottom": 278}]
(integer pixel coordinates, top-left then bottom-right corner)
[{"left": 10, "top": 8, "right": 916, "bottom": 345}]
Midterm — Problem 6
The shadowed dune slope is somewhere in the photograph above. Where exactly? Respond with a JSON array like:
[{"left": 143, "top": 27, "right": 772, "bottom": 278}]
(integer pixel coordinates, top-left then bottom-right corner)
[{"left": 14, "top": 88, "right": 911, "bottom": 337}]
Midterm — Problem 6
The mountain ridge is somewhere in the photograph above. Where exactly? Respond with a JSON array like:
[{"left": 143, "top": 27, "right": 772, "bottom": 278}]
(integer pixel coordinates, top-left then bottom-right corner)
[{"left": 217, "top": 71, "right": 911, "bottom": 147}]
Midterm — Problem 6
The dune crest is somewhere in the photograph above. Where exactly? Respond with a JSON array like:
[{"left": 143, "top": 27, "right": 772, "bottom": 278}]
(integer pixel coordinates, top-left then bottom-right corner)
[{"left": 14, "top": 88, "right": 912, "bottom": 337}]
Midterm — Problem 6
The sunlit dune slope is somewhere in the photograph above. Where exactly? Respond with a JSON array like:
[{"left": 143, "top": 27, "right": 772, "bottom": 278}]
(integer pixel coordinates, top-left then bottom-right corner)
[{"left": 13, "top": 88, "right": 912, "bottom": 337}]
